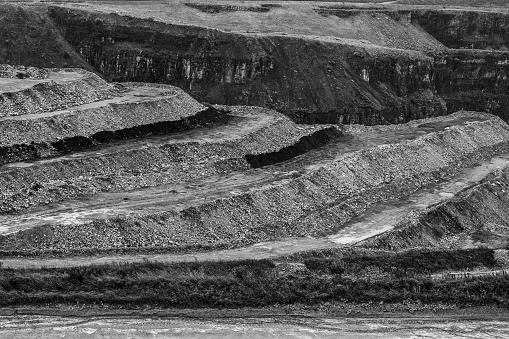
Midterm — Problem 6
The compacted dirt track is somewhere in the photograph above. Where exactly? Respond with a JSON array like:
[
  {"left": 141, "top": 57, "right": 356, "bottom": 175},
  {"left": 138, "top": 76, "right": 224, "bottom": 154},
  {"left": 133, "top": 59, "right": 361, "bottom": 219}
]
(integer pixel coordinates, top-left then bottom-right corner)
[
  {"left": 3, "top": 151, "right": 507, "bottom": 268},
  {"left": 2, "top": 112, "right": 508, "bottom": 268}
]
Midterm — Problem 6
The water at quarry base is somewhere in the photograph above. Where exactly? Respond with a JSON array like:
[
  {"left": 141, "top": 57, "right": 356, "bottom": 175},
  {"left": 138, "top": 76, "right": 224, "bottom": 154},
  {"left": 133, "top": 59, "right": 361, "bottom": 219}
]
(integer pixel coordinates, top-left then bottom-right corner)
[{"left": 1, "top": 314, "right": 508, "bottom": 338}]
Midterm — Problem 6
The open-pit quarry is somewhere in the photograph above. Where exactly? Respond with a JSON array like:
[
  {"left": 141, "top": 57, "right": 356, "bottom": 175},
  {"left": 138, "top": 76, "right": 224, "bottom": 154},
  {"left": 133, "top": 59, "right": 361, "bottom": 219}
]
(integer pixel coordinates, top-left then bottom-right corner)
[{"left": 2, "top": 1, "right": 509, "bottom": 338}]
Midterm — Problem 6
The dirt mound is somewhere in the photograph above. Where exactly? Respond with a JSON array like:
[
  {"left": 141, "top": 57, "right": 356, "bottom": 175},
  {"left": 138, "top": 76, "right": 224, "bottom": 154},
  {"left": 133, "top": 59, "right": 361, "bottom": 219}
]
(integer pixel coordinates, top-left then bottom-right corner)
[
  {"left": 0, "top": 82, "right": 212, "bottom": 163},
  {"left": 361, "top": 165, "right": 509, "bottom": 251},
  {"left": 1, "top": 112, "right": 507, "bottom": 254},
  {"left": 0, "top": 64, "right": 49, "bottom": 79},
  {"left": 0, "top": 66, "right": 121, "bottom": 117},
  {"left": 0, "top": 106, "right": 335, "bottom": 215}
]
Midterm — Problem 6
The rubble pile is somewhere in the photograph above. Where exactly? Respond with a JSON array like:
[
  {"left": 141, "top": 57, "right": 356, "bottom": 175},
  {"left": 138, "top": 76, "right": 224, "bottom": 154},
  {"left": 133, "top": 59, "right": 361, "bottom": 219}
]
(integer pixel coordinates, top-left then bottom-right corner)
[
  {"left": 0, "top": 67, "right": 121, "bottom": 117},
  {"left": 1, "top": 110, "right": 507, "bottom": 254}
]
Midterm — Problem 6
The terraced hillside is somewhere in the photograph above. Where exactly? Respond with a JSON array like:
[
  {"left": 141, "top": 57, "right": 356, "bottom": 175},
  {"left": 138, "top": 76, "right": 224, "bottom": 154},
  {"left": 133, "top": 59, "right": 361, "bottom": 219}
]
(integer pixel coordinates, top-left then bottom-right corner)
[
  {"left": 4, "top": 2, "right": 509, "bottom": 125},
  {"left": 0, "top": 66, "right": 508, "bottom": 260},
  {"left": 3, "top": 1, "right": 509, "bottom": 320}
]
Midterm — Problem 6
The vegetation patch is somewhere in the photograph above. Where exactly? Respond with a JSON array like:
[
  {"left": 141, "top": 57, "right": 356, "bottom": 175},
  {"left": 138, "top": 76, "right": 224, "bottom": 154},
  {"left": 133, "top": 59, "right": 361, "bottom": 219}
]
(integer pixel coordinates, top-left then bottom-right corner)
[
  {"left": 0, "top": 248, "right": 505, "bottom": 308},
  {"left": 184, "top": 3, "right": 276, "bottom": 14}
]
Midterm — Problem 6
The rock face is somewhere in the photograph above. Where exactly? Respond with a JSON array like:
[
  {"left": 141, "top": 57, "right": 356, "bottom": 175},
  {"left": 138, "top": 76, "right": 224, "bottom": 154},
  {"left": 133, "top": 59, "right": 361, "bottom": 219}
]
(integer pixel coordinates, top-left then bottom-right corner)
[
  {"left": 407, "top": 10, "right": 509, "bottom": 122},
  {"left": 46, "top": 6, "right": 447, "bottom": 125},
  {"left": 23, "top": 6, "right": 505, "bottom": 126},
  {"left": 0, "top": 5, "right": 91, "bottom": 69},
  {"left": 4, "top": 5, "right": 509, "bottom": 125},
  {"left": 433, "top": 50, "right": 509, "bottom": 121},
  {"left": 411, "top": 10, "right": 509, "bottom": 50}
]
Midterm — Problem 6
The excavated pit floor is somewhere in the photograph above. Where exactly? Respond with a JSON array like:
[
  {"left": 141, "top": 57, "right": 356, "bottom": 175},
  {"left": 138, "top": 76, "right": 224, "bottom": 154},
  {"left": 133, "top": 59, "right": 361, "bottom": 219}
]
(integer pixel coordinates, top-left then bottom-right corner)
[
  {"left": 0, "top": 70, "right": 85, "bottom": 93},
  {"left": 0, "top": 114, "right": 499, "bottom": 268}
]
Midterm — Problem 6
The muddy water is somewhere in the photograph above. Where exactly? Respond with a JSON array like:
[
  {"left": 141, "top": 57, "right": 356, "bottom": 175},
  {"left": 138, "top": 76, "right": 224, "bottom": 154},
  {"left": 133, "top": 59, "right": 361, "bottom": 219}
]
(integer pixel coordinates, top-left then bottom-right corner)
[{"left": 0, "top": 315, "right": 508, "bottom": 338}]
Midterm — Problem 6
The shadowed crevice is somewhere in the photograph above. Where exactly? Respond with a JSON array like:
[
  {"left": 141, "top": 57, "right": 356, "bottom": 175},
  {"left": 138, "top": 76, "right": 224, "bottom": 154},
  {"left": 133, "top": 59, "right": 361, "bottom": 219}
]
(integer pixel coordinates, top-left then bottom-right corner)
[{"left": 245, "top": 127, "right": 341, "bottom": 168}]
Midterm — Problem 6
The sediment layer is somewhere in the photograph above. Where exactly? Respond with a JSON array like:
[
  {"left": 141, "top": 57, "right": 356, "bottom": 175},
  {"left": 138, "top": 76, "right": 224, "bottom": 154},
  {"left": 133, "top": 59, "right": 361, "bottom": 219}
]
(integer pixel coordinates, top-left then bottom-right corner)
[
  {"left": 0, "top": 106, "right": 333, "bottom": 214},
  {"left": 0, "top": 82, "right": 212, "bottom": 164},
  {"left": 0, "top": 112, "right": 505, "bottom": 254}
]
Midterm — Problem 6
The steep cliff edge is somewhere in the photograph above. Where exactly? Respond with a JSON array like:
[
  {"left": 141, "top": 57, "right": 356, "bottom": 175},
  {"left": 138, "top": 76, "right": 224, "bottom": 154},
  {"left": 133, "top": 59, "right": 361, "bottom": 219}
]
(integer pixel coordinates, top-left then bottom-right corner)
[
  {"left": 0, "top": 5, "right": 91, "bottom": 69},
  {"left": 45, "top": 6, "right": 446, "bottom": 125},
  {"left": 5, "top": 4, "right": 509, "bottom": 125},
  {"left": 408, "top": 10, "right": 509, "bottom": 120},
  {"left": 434, "top": 50, "right": 509, "bottom": 121},
  {"left": 411, "top": 10, "right": 509, "bottom": 50}
]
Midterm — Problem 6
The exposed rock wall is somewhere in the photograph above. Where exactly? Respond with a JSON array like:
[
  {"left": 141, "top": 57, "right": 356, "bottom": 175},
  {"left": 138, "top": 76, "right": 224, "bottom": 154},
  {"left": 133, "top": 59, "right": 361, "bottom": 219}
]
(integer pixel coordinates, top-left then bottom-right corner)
[
  {"left": 411, "top": 9, "right": 509, "bottom": 121},
  {"left": 411, "top": 10, "right": 509, "bottom": 50},
  {"left": 46, "top": 6, "right": 446, "bottom": 124},
  {"left": 4, "top": 6, "right": 509, "bottom": 125},
  {"left": 433, "top": 50, "right": 509, "bottom": 121}
]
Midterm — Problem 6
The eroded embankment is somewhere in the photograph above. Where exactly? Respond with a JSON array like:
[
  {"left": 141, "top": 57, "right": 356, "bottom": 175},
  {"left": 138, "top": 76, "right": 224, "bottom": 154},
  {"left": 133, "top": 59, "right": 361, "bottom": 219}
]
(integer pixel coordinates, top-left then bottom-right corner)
[
  {"left": 45, "top": 6, "right": 446, "bottom": 124},
  {"left": 0, "top": 67, "right": 120, "bottom": 117},
  {"left": 433, "top": 50, "right": 509, "bottom": 121},
  {"left": 0, "top": 82, "right": 215, "bottom": 164},
  {"left": 361, "top": 165, "right": 509, "bottom": 251},
  {"left": 0, "top": 112, "right": 506, "bottom": 254},
  {"left": 0, "top": 106, "right": 334, "bottom": 214},
  {"left": 410, "top": 10, "right": 509, "bottom": 50},
  {"left": 0, "top": 5, "right": 92, "bottom": 69}
]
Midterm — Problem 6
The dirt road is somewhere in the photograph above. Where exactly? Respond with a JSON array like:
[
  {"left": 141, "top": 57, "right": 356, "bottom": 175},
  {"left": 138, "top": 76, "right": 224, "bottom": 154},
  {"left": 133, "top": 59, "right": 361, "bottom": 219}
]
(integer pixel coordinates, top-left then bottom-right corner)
[{"left": 3, "top": 151, "right": 507, "bottom": 268}]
